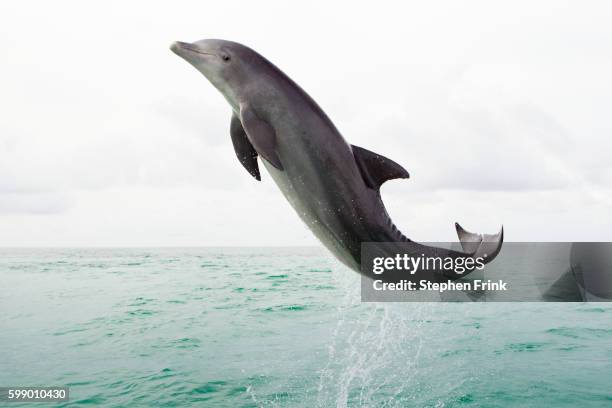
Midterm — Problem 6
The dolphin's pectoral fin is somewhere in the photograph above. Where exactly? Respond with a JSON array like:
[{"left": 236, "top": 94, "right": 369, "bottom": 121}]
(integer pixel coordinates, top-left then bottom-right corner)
[
  {"left": 239, "top": 105, "right": 283, "bottom": 170},
  {"left": 230, "top": 112, "right": 261, "bottom": 181},
  {"left": 351, "top": 145, "right": 409, "bottom": 190}
]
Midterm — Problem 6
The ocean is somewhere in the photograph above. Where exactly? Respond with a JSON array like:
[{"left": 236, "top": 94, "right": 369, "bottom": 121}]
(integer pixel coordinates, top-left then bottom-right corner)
[{"left": 1, "top": 248, "right": 611, "bottom": 407}]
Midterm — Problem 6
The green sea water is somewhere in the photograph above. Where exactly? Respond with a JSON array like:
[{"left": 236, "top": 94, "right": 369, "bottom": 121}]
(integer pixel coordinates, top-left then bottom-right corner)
[{"left": 0, "top": 248, "right": 611, "bottom": 407}]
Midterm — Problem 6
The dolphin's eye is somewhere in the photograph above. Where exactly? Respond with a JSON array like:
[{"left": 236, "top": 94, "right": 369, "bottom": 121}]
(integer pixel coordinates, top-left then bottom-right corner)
[{"left": 221, "top": 54, "right": 231, "bottom": 62}]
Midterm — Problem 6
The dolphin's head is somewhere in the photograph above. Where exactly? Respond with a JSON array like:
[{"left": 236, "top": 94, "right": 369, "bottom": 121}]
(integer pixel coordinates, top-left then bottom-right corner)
[{"left": 171, "top": 39, "right": 256, "bottom": 107}]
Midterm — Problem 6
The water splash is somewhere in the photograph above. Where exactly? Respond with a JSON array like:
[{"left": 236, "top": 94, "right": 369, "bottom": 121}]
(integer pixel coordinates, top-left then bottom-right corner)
[{"left": 316, "top": 260, "right": 428, "bottom": 407}]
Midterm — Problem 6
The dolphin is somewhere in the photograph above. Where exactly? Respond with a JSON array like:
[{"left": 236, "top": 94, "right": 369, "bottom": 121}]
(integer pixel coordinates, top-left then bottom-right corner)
[{"left": 170, "top": 39, "right": 503, "bottom": 279}]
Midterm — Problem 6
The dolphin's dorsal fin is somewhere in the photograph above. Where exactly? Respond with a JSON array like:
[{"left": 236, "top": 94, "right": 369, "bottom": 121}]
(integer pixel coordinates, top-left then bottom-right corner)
[
  {"left": 352, "top": 145, "right": 409, "bottom": 190},
  {"left": 240, "top": 105, "right": 283, "bottom": 170},
  {"left": 230, "top": 112, "right": 261, "bottom": 180}
]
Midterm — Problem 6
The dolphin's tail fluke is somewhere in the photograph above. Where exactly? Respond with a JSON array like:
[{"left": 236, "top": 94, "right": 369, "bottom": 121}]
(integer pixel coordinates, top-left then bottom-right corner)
[{"left": 455, "top": 222, "right": 504, "bottom": 264}]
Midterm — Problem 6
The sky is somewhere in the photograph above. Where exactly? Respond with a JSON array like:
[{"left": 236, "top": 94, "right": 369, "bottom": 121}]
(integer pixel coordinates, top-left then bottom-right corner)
[{"left": 1, "top": 1, "right": 611, "bottom": 246}]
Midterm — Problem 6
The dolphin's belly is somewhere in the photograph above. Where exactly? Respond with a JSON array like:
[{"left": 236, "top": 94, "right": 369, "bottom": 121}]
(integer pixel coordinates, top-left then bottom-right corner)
[
  {"left": 262, "top": 162, "right": 360, "bottom": 270},
  {"left": 257, "top": 100, "right": 395, "bottom": 271},
  {"left": 262, "top": 156, "right": 376, "bottom": 271}
]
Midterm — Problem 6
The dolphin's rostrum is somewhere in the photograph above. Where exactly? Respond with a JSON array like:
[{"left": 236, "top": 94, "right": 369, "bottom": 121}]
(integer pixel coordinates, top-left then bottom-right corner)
[{"left": 171, "top": 39, "right": 503, "bottom": 278}]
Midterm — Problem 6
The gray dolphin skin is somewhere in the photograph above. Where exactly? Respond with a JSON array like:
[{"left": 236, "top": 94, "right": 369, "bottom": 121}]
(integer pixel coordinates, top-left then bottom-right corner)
[{"left": 170, "top": 39, "right": 503, "bottom": 279}]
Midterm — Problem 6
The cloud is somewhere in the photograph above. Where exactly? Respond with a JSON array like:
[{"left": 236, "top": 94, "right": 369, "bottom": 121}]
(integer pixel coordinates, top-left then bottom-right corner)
[
  {"left": 0, "top": 192, "right": 72, "bottom": 215},
  {"left": 340, "top": 63, "right": 592, "bottom": 193},
  {"left": 0, "top": 0, "right": 611, "bottom": 243}
]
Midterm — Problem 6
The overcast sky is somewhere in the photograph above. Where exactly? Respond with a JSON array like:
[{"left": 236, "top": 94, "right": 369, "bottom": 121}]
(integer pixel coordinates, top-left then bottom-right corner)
[{"left": 1, "top": 1, "right": 611, "bottom": 246}]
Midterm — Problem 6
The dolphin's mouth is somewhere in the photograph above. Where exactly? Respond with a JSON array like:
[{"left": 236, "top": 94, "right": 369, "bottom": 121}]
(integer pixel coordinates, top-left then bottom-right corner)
[{"left": 170, "top": 41, "right": 215, "bottom": 57}]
